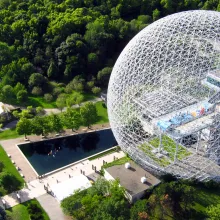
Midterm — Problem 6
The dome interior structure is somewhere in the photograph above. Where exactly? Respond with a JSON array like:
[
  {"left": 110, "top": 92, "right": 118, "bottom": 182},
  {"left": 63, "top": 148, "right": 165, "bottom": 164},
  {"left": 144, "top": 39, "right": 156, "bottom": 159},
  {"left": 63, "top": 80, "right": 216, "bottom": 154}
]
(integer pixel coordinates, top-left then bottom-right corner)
[{"left": 107, "top": 10, "right": 220, "bottom": 181}]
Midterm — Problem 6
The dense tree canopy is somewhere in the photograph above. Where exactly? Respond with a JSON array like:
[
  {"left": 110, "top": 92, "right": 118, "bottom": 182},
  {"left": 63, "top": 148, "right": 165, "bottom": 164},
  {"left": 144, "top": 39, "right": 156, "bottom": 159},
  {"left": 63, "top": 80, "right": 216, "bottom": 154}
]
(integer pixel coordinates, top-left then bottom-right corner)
[{"left": 0, "top": 0, "right": 219, "bottom": 104}]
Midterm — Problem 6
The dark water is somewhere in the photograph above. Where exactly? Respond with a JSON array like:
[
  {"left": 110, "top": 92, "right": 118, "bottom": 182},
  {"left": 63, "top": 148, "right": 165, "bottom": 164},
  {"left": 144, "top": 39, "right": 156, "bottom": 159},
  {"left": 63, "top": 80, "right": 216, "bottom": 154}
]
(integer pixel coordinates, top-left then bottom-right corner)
[{"left": 18, "top": 129, "right": 117, "bottom": 175}]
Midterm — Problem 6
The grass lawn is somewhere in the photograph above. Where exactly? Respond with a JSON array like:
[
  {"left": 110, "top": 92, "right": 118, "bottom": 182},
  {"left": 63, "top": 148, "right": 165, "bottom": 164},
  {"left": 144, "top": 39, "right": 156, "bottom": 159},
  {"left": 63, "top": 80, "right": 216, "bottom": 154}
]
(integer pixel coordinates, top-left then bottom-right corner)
[
  {"left": 0, "top": 145, "right": 24, "bottom": 194},
  {"left": 0, "top": 128, "right": 22, "bottom": 140},
  {"left": 6, "top": 199, "right": 49, "bottom": 220},
  {"left": 102, "top": 156, "right": 131, "bottom": 169},
  {"left": 95, "top": 101, "right": 109, "bottom": 124},
  {"left": 192, "top": 187, "right": 220, "bottom": 218},
  {"left": 82, "top": 92, "right": 97, "bottom": 101},
  {"left": 23, "top": 96, "right": 57, "bottom": 108},
  {"left": 149, "top": 135, "right": 191, "bottom": 161},
  {"left": 138, "top": 143, "right": 170, "bottom": 167}
]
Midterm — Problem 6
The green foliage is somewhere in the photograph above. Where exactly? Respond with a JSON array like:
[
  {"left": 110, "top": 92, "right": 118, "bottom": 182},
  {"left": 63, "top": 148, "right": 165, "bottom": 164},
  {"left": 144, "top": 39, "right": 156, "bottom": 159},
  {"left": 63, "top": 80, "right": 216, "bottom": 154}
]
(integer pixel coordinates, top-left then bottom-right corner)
[
  {"left": 0, "top": 145, "right": 25, "bottom": 193},
  {"left": 16, "top": 117, "right": 32, "bottom": 138},
  {"left": 130, "top": 199, "right": 148, "bottom": 220},
  {"left": 61, "top": 178, "right": 129, "bottom": 220},
  {"left": 6, "top": 199, "right": 49, "bottom": 220},
  {"left": 27, "top": 203, "right": 44, "bottom": 220},
  {"left": 61, "top": 108, "right": 81, "bottom": 131},
  {"left": 48, "top": 114, "right": 63, "bottom": 133},
  {"left": 0, "top": 172, "right": 21, "bottom": 193},
  {"left": 0, "top": 161, "right": 4, "bottom": 172},
  {"left": 32, "top": 116, "right": 51, "bottom": 136},
  {"left": 206, "top": 204, "right": 220, "bottom": 220},
  {"left": 28, "top": 73, "right": 47, "bottom": 88},
  {"left": 0, "top": 85, "right": 15, "bottom": 103},
  {"left": 31, "top": 86, "right": 43, "bottom": 96},
  {"left": 66, "top": 91, "right": 84, "bottom": 107},
  {"left": 0, "top": 0, "right": 215, "bottom": 102},
  {"left": 80, "top": 102, "right": 98, "bottom": 128},
  {"left": 102, "top": 157, "right": 131, "bottom": 169},
  {"left": 44, "top": 93, "right": 54, "bottom": 102},
  {"left": 17, "top": 90, "right": 28, "bottom": 102},
  {"left": 92, "top": 86, "right": 101, "bottom": 95},
  {"left": 56, "top": 93, "right": 67, "bottom": 111},
  {"left": 97, "top": 67, "right": 112, "bottom": 87}
]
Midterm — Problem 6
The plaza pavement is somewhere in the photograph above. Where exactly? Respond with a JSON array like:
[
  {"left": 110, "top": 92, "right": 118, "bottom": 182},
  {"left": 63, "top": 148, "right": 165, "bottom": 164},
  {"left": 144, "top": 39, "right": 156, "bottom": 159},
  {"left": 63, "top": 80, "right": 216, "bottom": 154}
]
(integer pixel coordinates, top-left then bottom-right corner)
[{"left": 0, "top": 143, "right": 125, "bottom": 219}]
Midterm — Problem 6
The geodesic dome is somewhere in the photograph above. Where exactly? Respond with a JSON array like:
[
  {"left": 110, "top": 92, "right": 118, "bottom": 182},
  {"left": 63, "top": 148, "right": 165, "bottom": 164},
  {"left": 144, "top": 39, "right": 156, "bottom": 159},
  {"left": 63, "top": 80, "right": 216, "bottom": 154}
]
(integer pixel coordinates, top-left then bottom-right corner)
[{"left": 107, "top": 10, "right": 220, "bottom": 181}]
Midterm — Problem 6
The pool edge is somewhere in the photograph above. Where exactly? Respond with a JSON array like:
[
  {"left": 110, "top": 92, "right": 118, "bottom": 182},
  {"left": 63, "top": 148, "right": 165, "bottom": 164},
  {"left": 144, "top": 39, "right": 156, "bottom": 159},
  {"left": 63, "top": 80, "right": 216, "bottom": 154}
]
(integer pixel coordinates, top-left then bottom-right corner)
[{"left": 16, "top": 128, "right": 117, "bottom": 178}]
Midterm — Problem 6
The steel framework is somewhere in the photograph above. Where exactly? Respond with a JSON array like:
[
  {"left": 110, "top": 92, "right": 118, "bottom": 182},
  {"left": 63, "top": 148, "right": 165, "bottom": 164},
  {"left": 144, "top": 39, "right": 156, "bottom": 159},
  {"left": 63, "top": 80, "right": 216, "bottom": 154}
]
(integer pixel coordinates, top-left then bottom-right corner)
[{"left": 107, "top": 10, "right": 220, "bottom": 181}]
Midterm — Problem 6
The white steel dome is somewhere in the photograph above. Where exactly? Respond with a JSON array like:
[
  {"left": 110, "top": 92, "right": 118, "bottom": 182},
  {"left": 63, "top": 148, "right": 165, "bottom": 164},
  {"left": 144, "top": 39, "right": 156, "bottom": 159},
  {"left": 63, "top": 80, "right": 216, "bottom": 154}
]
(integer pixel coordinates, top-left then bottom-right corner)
[{"left": 107, "top": 10, "right": 220, "bottom": 181}]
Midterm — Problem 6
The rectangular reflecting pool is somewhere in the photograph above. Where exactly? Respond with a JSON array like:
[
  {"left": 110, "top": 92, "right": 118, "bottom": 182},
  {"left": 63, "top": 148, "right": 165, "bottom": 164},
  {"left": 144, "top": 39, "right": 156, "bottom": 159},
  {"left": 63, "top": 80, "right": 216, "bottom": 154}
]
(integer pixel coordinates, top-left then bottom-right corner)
[{"left": 18, "top": 129, "right": 117, "bottom": 175}]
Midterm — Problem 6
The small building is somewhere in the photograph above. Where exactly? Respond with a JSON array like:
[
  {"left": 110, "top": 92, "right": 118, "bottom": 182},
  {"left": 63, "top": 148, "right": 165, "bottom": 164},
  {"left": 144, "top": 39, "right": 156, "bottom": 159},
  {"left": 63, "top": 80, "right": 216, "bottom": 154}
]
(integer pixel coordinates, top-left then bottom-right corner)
[{"left": 104, "top": 161, "right": 160, "bottom": 203}]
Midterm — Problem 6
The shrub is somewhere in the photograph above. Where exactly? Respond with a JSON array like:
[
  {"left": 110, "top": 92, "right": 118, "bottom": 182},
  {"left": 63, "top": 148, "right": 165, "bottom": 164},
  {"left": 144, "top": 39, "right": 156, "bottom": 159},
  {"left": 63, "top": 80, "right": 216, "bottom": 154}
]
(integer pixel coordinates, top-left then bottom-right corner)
[
  {"left": 31, "top": 87, "right": 43, "bottom": 96},
  {"left": 52, "top": 87, "right": 63, "bottom": 97},
  {"left": 27, "top": 203, "right": 44, "bottom": 220},
  {"left": 0, "top": 172, "right": 21, "bottom": 193},
  {"left": 92, "top": 86, "right": 101, "bottom": 95},
  {"left": 44, "top": 93, "right": 53, "bottom": 102},
  {"left": 17, "top": 90, "right": 28, "bottom": 102}
]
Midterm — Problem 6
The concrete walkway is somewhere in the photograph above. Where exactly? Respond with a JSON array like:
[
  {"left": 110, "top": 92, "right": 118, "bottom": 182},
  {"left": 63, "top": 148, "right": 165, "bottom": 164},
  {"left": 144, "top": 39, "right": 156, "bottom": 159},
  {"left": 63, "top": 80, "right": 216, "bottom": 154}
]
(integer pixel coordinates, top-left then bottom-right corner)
[
  {"left": 44, "top": 97, "right": 102, "bottom": 115},
  {"left": 37, "top": 194, "right": 69, "bottom": 220},
  {"left": 0, "top": 150, "right": 125, "bottom": 208}
]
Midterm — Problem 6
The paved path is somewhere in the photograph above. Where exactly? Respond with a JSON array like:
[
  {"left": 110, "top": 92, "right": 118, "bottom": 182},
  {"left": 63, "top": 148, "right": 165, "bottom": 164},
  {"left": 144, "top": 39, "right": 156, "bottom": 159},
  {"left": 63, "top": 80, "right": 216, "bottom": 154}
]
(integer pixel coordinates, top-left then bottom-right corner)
[
  {"left": 44, "top": 97, "right": 102, "bottom": 115},
  {"left": 37, "top": 194, "right": 69, "bottom": 220},
  {"left": 0, "top": 150, "right": 125, "bottom": 208},
  {"left": 0, "top": 138, "right": 37, "bottom": 182}
]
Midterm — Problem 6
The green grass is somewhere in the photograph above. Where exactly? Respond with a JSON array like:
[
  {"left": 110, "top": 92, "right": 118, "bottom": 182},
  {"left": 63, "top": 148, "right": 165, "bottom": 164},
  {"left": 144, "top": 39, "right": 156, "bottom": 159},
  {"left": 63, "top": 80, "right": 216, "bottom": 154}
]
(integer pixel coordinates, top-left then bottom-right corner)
[
  {"left": 89, "top": 148, "right": 117, "bottom": 161},
  {"left": 95, "top": 101, "right": 109, "bottom": 124},
  {"left": 82, "top": 92, "right": 97, "bottom": 101},
  {"left": 25, "top": 96, "right": 57, "bottom": 108},
  {"left": 192, "top": 187, "right": 220, "bottom": 217},
  {"left": 102, "top": 157, "right": 131, "bottom": 169},
  {"left": 6, "top": 199, "right": 49, "bottom": 220},
  {"left": 0, "top": 145, "right": 24, "bottom": 194},
  {"left": 149, "top": 135, "right": 191, "bottom": 161},
  {"left": 139, "top": 143, "right": 170, "bottom": 167},
  {"left": 0, "top": 128, "right": 22, "bottom": 140}
]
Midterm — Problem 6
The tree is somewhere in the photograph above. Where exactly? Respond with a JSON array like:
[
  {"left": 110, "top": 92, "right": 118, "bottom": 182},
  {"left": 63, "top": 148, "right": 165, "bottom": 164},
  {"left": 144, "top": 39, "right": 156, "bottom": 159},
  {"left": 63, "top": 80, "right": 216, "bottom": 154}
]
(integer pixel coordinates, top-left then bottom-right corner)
[
  {"left": 130, "top": 200, "right": 148, "bottom": 220},
  {"left": 153, "top": 9, "right": 160, "bottom": 21},
  {"left": 0, "top": 172, "right": 21, "bottom": 192},
  {"left": 56, "top": 94, "right": 67, "bottom": 111},
  {"left": 17, "top": 90, "right": 28, "bottom": 102},
  {"left": 14, "top": 82, "right": 26, "bottom": 94},
  {"left": 66, "top": 92, "right": 84, "bottom": 107},
  {"left": 28, "top": 73, "right": 47, "bottom": 88},
  {"left": 16, "top": 118, "right": 32, "bottom": 138},
  {"left": 206, "top": 204, "right": 220, "bottom": 220},
  {"left": 36, "top": 106, "right": 44, "bottom": 116},
  {"left": 0, "top": 85, "right": 15, "bottom": 103},
  {"left": 61, "top": 178, "right": 128, "bottom": 219},
  {"left": 31, "top": 86, "right": 43, "bottom": 96},
  {"left": 44, "top": 93, "right": 54, "bottom": 102},
  {"left": 62, "top": 108, "right": 81, "bottom": 131},
  {"left": 80, "top": 102, "right": 98, "bottom": 128},
  {"left": 47, "top": 59, "right": 58, "bottom": 78},
  {"left": 49, "top": 114, "right": 63, "bottom": 133},
  {"left": 32, "top": 116, "right": 52, "bottom": 136},
  {"left": 92, "top": 86, "right": 101, "bottom": 95},
  {"left": 97, "top": 67, "right": 112, "bottom": 87}
]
